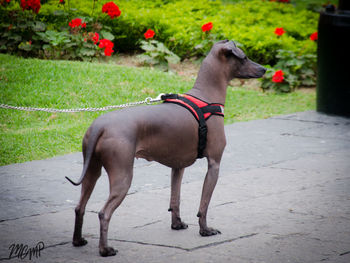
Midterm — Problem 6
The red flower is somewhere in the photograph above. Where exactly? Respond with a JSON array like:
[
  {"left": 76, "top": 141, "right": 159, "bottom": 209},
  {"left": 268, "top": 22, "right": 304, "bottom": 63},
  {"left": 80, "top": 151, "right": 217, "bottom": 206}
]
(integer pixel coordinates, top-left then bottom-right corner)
[
  {"left": 98, "top": 39, "right": 114, "bottom": 56},
  {"left": 20, "top": 0, "right": 41, "bottom": 14},
  {"left": 201, "top": 22, "right": 213, "bottom": 32},
  {"left": 272, "top": 70, "right": 284, "bottom": 83},
  {"left": 102, "top": 2, "right": 121, "bottom": 19},
  {"left": 98, "top": 39, "right": 114, "bottom": 49},
  {"left": 59, "top": 0, "right": 65, "bottom": 4},
  {"left": 310, "top": 31, "right": 318, "bottom": 41},
  {"left": 81, "top": 22, "right": 86, "bottom": 28},
  {"left": 69, "top": 18, "right": 82, "bottom": 28},
  {"left": 274, "top": 27, "right": 285, "bottom": 36},
  {"left": 92, "top": 32, "right": 99, "bottom": 45},
  {"left": 104, "top": 48, "right": 114, "bottom": 56},
  {"left": 144, "top": 29, "right": 155, "bottom": 39}
]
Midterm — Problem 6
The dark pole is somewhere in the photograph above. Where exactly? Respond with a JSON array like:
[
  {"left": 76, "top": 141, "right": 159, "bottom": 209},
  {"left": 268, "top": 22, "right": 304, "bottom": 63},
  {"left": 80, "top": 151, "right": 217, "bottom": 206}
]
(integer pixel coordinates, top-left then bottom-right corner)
[
  {"left": 316, "top": 0, "right": 350, "bottom": 117},
  {"left": 338, "top": 0, "right": 350, "bottom": 11}
]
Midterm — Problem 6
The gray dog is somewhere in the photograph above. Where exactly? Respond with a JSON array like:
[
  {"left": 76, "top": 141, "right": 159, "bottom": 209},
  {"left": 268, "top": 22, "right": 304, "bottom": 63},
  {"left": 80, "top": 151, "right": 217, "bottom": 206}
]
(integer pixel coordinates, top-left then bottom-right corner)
[{"left": 66, "top": 40, "right": 266, "bottom": 257}]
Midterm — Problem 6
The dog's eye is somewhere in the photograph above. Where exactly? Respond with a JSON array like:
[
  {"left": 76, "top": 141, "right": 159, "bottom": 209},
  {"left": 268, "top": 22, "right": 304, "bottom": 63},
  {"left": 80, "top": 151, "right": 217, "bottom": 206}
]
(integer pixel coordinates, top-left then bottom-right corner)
[
  {"left": 227, "top": 53, "right": 246, "bottom": 63},
  {"left": 224, "top": 52, "right": 233, "bottom": 58},
  {"left": 234, "top": 56, "right": 246, "bottom": 65}
]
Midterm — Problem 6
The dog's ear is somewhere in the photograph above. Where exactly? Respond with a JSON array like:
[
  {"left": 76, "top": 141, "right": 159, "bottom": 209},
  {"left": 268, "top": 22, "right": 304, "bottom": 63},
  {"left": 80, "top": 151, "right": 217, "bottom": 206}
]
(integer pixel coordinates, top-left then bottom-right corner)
[{"left": 220, "top": 41, "right": 246, "bottom": 59}]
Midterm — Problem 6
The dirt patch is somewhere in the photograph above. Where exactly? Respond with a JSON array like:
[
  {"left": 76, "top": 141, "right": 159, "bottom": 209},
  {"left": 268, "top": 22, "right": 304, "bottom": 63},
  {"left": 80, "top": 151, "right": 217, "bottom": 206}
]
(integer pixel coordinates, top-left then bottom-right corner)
[
  {"left": 113, "top": 54, "right": 315, "bottom": 93},
  {"left": 169, "top": 58, "right": 200, "bottom": 80},
  {"left": 114, "top": 53, "right": 142, "bottom": 68},
  {"left": 114, "top": 54, "right": 200, "bottom": 81},
  {"left": 298, "top": 87, "right": 316, "bottom": 93},
  {"left": 230, "top": 79, "right": 263, "bottom": 90},
  {"left": 114, "top": 54, "right": 264, "bottom": 88}
]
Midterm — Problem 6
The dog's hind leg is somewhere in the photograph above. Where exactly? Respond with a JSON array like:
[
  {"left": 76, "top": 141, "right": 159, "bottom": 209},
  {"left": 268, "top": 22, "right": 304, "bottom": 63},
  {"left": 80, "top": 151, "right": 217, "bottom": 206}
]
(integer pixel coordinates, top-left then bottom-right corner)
[
  {"left": 98, "top": 168, "right": 133, "bottom": 257},
  {"left": 73, "top": 157, "right": 102, "bottom": 246},
  {"left": 97, "top": 141, "right": 134, "bottom": 257},
  {"left": 169, "top": 168, "right": 188, "bottom": 230}
]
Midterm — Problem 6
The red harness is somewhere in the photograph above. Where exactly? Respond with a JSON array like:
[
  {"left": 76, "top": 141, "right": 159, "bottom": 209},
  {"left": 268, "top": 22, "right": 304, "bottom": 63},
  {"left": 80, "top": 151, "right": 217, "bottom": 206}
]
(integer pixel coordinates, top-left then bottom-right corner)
[{"left": 161, "top": 94, "right": 224, "bottom": 158}]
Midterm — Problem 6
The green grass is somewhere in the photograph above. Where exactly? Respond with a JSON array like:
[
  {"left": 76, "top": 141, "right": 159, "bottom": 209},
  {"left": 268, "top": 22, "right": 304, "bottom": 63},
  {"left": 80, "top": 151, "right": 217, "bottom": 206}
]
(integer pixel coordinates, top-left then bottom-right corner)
[{"left": 0, "top": 54, "right": 315, "bottom": 165}]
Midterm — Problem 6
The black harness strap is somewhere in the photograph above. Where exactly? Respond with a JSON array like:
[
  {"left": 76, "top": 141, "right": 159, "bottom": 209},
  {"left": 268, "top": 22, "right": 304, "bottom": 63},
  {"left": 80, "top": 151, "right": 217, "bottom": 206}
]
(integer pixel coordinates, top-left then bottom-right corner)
[{"left": 161, "top": 93, "right": 224, "bottom": 159}]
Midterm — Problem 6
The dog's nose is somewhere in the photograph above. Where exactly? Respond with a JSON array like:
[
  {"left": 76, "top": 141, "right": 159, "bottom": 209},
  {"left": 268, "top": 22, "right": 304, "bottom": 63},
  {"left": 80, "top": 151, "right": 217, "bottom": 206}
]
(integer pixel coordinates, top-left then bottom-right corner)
[{"left": 260, "top": 67, "right": 267, "bottom": 76}]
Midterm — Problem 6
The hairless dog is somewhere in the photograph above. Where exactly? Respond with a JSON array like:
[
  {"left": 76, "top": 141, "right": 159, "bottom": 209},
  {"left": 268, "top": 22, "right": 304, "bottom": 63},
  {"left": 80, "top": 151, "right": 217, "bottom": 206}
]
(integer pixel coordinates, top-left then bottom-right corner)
[{"left": 66, "top": 40, "right": 266, "bottom": 257}]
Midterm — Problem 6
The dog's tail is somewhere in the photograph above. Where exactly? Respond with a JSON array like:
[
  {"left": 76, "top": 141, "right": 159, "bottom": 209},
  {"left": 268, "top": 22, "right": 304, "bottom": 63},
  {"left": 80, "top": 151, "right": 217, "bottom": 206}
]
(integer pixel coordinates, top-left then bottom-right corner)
[{"left": 65, "top": 126, "right": 103, "bottom": 186}]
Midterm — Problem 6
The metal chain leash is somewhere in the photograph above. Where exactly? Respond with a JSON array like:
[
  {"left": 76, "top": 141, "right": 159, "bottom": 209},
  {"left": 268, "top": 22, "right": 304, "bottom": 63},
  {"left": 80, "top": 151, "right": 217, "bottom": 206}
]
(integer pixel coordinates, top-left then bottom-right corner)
[{"left": 0, "top": 93, "right": 165, "bottom": 113}]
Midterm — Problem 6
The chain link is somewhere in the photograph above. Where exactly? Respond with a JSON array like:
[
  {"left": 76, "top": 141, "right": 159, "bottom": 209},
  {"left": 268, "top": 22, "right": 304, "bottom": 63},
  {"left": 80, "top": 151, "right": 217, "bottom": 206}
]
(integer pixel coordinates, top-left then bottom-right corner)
[{"left": 0, "top": 93, "right": 165, "bottom": 113}]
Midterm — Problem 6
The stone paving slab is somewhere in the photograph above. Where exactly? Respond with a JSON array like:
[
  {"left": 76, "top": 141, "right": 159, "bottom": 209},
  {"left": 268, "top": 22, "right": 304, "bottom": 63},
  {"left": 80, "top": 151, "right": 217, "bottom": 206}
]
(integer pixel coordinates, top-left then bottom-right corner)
[{"left": 0, "top": 111, "right": 350, "bottom": 262}]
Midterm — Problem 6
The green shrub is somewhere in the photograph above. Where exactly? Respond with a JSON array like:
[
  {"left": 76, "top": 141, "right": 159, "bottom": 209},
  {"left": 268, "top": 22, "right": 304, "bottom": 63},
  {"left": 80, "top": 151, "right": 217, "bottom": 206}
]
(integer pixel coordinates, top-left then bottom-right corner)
[
  {"left": 261, "top": 49, "right": 317, "bottom": 92},
  {"left": 0, "top": 7, "right": 116, "bottom": 60},
  {"left": 40, "top": 0, "right": 318, "bottom": 64},
  {"left": 138, "top": 39, "right": 180, "bottom": 71},
  {"left": 0, "top": 11, "right": 45, "bottom": 57},
  {"left": 1, "top": 0, "right": 319, "bottom": 65}
]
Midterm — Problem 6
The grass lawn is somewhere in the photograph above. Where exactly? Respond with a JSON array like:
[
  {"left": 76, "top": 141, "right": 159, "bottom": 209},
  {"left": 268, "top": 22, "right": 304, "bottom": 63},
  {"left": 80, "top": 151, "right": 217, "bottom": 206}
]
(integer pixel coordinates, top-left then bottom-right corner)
[{"left": 0, "top": 54, "right": 315, "bottom": 165}]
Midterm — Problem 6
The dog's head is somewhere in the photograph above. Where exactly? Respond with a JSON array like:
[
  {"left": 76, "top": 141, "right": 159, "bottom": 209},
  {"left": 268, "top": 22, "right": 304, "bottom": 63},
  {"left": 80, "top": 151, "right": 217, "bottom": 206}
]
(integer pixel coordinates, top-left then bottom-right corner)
[{"left": 209, "top": 40, "right": 266, "bottom": 80}]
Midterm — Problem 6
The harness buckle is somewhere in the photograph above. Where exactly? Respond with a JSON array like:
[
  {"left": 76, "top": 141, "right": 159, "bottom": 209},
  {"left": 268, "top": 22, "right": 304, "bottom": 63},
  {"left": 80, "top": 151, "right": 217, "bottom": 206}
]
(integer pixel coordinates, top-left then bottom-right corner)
[{"left": 220, "top": 106, "right": 224, "bottom": 114}]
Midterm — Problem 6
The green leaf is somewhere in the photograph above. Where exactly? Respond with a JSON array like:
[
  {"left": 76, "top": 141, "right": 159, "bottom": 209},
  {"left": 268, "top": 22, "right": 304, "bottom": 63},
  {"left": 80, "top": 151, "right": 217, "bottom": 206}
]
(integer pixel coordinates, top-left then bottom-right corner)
[
  {"left": 102, "top": 25, "right": 112, "bottom": 31},
  {"left": 140, "top": 43, "right": 156, "bottom": 52},
  {"left": 79, "top": 48, "right": 96, "bottom": 56},
  {"left": 149, "top": 52, "right": 159, "bottom": 58},
  {"left": 261, "top": 81, "right": 272, "bottom": 90},
  {"left": 137, "top": 54, "right": 158, "bottom": 65},
  {"left": 36, "top": 32, "right": 47, "bottom": 39},
  {"left": 53, "top": 10, "right": 68, "bottom": 16},
  {"left": 114, "top": 35, "right": 127, "bottom": 39},
  {"left": 18, "top": 42, "right": 32, "bottom": 52},
  {"left": 165, "top": 54, "right": 180, "bottom": 64},
  {"left": 82, "top": 42, "right": 96, "bottom": 48},
  {"left": 32, "top": 21, "right": 46, "bottom": 32},
  {"left": 195, "top": 43, "right": 204, "bottom": 50},
  {"left": 8, "top": 35, "right": 22, "bottom": 42},
  {"left": 65, "top": 42, "right": 77, "bottom": 48},
  {"left": 303, "top": 69, "right": 314, "bottom": 75},
  {"left": 100, "top": 31, "right": 115, "bottom": 41},
  {"left": 278, "top": 83, "right": 292, "bottom": 93},
  {"left": 156, "top": 42, "right": 167, "bottom": 53}
]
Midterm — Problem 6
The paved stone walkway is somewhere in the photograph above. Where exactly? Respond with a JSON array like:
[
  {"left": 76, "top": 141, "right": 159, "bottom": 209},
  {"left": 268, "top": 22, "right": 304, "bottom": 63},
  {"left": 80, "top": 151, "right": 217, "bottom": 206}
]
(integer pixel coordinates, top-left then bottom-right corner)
[{"left": 0, "top": 111, "right": 349, "bottom": 262}]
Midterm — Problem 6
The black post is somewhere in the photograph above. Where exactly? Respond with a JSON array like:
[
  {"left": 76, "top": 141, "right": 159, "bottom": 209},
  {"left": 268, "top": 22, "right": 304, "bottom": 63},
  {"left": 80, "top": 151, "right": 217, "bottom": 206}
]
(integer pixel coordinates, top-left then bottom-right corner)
[
  {"left": 316, "top": 0, "right": 350, "bottom": 117},
  {"left": 338, "top": 0, "right": 350, "bottom": 10}
]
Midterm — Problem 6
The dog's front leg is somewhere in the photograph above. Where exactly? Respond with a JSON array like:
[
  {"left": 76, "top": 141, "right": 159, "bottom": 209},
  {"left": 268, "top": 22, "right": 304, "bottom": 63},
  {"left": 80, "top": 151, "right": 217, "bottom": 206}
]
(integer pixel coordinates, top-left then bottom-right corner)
[
  {"left": 197, "top": 159, "right": 221, "bottom": 236},
  {"left": 169, "top": 168, "right": 188, "bottom": 230}
]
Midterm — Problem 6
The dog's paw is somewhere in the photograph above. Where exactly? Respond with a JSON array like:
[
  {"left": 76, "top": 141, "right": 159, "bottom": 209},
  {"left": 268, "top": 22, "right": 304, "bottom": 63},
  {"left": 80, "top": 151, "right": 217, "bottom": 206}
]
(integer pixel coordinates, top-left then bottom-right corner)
[
  {"left": 72, "top": 238, "right": 88, "bottom": 247},
  {"left": 99, "top": 246, "right": 118, "bottom": 257},
  {"left": 199, "top": 227, "right": 221, "bottom": 237},
  {"left": 171, "top": 221, "right": 188, "bottom": 230}
]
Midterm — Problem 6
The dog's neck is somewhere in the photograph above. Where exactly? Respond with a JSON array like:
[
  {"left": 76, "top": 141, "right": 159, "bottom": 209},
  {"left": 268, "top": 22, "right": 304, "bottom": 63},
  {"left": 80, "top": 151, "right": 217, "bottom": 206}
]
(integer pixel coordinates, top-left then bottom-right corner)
[{"left": 187, "top": 55, "right": 229, "bottom": 105}]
